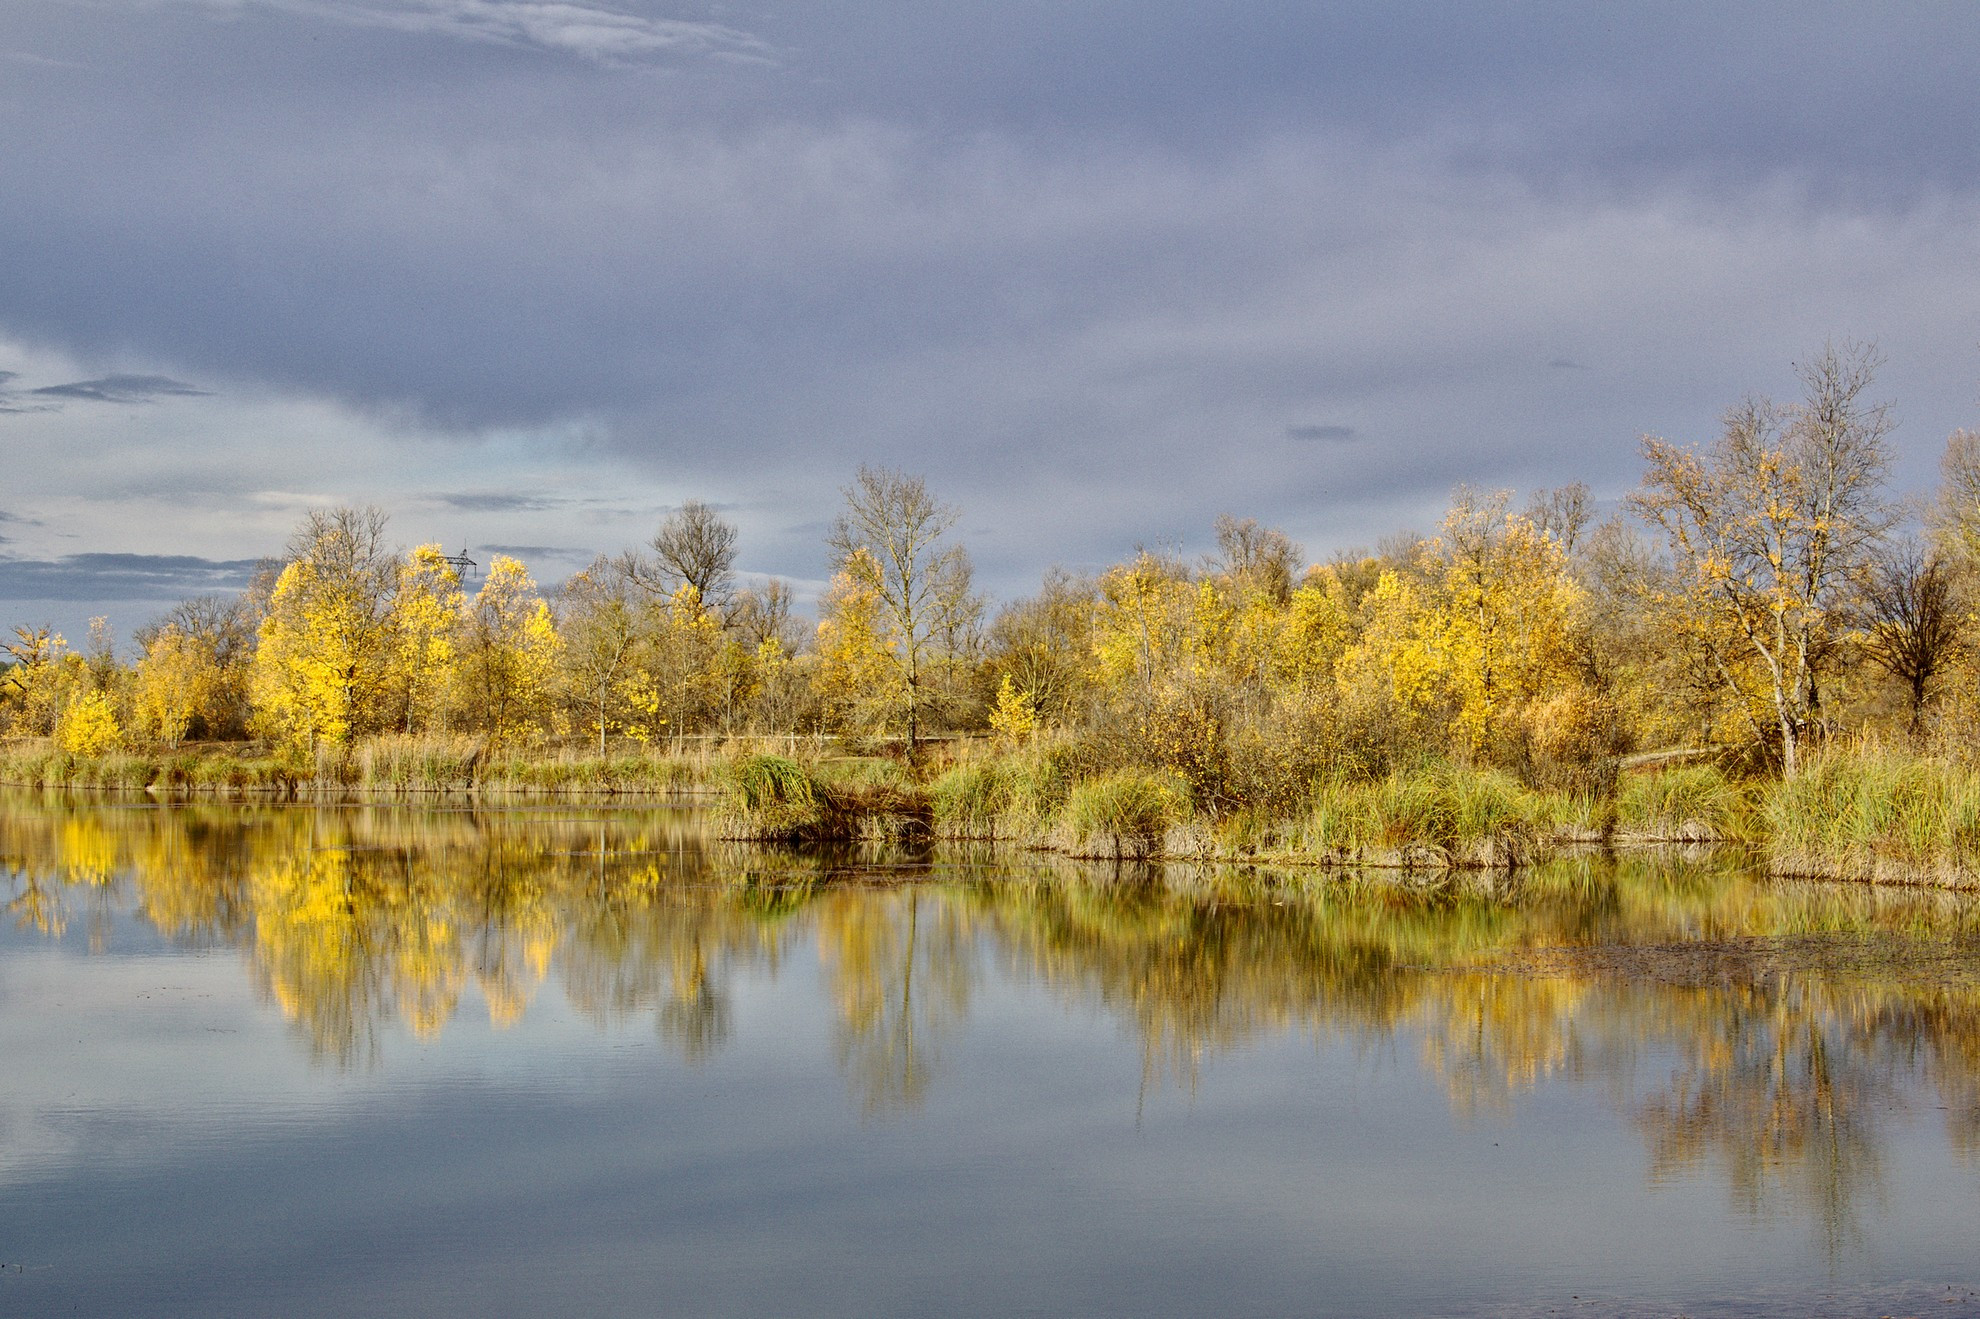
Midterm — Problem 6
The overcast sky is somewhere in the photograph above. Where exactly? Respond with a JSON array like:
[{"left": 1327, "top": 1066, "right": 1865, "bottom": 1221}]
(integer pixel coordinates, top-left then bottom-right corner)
[{"left": 4, "top": 1, "right": 1979, "bottom": 641}]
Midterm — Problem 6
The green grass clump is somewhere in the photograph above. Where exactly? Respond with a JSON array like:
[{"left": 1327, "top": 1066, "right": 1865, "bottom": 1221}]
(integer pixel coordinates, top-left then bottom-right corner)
[
  {"left": 1764, "top": 749, "right": 1980, "bottom": 884},
  {"left": 723, "top": 754, "right": 826, "bottom": 840},
  {"left": 1064, "top": 771, "right": 1183, "bottom": 859},
  {"left": 1616, "top": 764, "right": 1746, "bottom": 840},
  {"left": 1295, "top": 764, "right": 1589, "bottom": 868},
  {"left": 930, "top": 762, "right": 1015, "bottom": 837}
]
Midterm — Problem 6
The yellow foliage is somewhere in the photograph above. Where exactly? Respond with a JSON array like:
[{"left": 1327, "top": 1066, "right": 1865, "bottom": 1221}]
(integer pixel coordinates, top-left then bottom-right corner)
[
  {"left": 814, "top": 550, "right": 898, "bottom": 731},
  {"left": 388, "top": 545, "right": 464, "bottom": 733},
  {"left": 56, "top": 689, "right": 121, "bottom": 756},
  {"left": 1, "top": 627, "right": 74, "bottom": 736},
  {"left": 988, "top": 674, "right": 1040, "bottom": 741},
  {"left": 1091, "top": 552, "right": 1194, "bottom": 693},
  {"left": 1336, "top": 507, "right": 1590, "bottom": 761},
  {"left": 1271, "top": 572, "right": 1356, "bottom": 688},
  {"left": 452, "top": 555, "right": 561, "bottom": 745},
  {"left": 253, "top": 558, "right": 394, "bottom": 750},
  {"left": 132, "top": 626, "right": 223, "bottom": 748}
]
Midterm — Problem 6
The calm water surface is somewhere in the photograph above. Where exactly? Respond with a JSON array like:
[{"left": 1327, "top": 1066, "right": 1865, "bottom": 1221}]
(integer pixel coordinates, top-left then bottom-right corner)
[{"left": 3, "top": 793, "right": 1978, "bottom": 1317}]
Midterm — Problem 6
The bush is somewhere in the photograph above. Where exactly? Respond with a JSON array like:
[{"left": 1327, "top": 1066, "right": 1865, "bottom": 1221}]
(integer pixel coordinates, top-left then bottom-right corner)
[{"left": 723, "top": 754, "right": 825, "bottom": 840}]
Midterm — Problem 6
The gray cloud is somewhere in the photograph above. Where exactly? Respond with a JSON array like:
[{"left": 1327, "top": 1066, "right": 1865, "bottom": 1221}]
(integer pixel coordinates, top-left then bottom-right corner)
[
  {"left": 479, "top": 544, "right": 595, "bottom": 577},
  {"left": 428, "top": 492, "right": 568, "bottom": 512},
  {"left": 0, "top": 371, "right": 57, "bottom": 414},
  {"left": 0, "top": 553, "right": 261, "bottom": 601},
  {"left": 0, "top": 49, "right": 85, "bottom": 69},
  {"left": 30, "top": 374, "right": 211, "bottom": 403},
  {"left": 1549, "top": 359, "right": 1588, "bottom": 371},
  {"left": 142, "top": 0, "right": 772, "bottom": 66},
  {"left": 3, "top": 3, "right": 1980, "bottom": 612}
]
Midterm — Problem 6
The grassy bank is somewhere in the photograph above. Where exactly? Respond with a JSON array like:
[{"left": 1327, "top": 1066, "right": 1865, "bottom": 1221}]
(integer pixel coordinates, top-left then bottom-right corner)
[
  {"left": 1764, "top": 749, "right": 1980, "bottom": 887},
  {"left": 0, "top": 735, "right": 725, "bottom": 800},
  {"left": 722, "top": 743, "right": 1979, "bottom": 888},
  {"left": 11, "top": 735, "right": 1978, "bottom": 888},
  {"left": 724, "top": 748, "right": 1686, "bottom": 866}
]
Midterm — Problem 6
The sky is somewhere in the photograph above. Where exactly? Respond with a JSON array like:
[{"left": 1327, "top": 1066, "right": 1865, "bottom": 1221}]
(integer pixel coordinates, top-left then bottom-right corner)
[{"left": 4, "top": 1, "right": 1980, "bottom": 643}]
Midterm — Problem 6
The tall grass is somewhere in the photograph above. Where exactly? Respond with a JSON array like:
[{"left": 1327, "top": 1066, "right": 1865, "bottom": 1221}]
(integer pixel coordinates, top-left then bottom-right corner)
[
  {"left": 1764, "top": 749, "right": 1980, "bottom": 886},
  {"left": 720, "top": 753, "right": 932, "bottom": 843},
  {"left": 930, "top": 761, "right": 1015, "bottom": 837},
  {"left": 11, "top": 731, "right": 1980, "bottom": 885},
  {"left": 1062, "top": 771, "right": 1183, "bottom": 859},
  {"left": 1289, "top": 765, "right": 1599, "bottom": 870},
  {"left": 1615, "top": 764, "right": 1750, "bottom": 841},
  {"left": 0, "top": 735, "right": 717, "bottom": 800}
]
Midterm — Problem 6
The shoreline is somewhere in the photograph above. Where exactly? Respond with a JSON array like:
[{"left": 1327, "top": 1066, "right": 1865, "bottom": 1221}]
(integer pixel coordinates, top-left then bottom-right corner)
[{"left": 8, "top": 740, "right": 1980, "bottom": 891}]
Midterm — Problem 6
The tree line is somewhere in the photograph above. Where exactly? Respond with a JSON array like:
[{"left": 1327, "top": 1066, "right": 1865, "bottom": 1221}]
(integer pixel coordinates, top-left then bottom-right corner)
[{"left": 4, "top": 342, "right": 1977, "bottom": 791}]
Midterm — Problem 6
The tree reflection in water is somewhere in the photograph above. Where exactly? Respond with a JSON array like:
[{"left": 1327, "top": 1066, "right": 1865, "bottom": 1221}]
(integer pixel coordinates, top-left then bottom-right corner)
[{"left": 5, "top": 792, "right": 1979, "bottom": 1251}]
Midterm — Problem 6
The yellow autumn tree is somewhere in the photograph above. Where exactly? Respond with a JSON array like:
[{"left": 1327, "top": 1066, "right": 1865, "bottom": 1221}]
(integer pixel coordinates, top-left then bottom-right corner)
[
  {"left": 648, "top": 584, "right": 727, "bottom": 740},
  {"left": 132, "top": 625, "right": 225, "bottom": 748},
  {"left": 384, "top": 545, "right": 464, "bottom": 734},
  {"left": 251, "top": 508, "right": 399, "bottom": 751},
  {"left": 1090, "top": 550, "right": 1195, "bottom": 697},
  {"left": 449, "top": 555, "right": 561, "bottom": 746},
  {"left": 557, "top": 555, "right": 650, "bottom": 754},
  {"left": 1, "top": 625, "right": 70, "bottom": 736},
  {"left": 1334, "top": 494, "right": 1600, "bottom": 771},
  {"left": 56, "top": 688, "right": 122, "bottom": 756},
  {"left": 987, "top": 674, "right": 1039, "bottom": 741},
  {"left": 813, "top": 548, "right": 897, "bottom": 735},
  {"left": 1268, "top": 566, "right": 1359, "bottom": 691},
  {"left": 1421, "top": 497, "right": 1590, "bottom": 758}
]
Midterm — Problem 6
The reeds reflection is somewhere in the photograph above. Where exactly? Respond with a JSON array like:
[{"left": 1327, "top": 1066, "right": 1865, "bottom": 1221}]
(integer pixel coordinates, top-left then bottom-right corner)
[{"left": 5, "top": 792, "right": 1979, "bottom": 1250}]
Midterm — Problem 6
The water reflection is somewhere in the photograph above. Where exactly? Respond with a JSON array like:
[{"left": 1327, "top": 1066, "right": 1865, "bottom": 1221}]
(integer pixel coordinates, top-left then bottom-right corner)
[{"left": 5, "top": 792, "right": 1979, "bottom": 1253}]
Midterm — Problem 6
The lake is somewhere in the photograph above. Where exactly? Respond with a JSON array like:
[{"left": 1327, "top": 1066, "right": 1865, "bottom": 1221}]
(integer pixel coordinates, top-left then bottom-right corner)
[{"left": 3, "top": 792, "right": 1978, "bottom": 1317}]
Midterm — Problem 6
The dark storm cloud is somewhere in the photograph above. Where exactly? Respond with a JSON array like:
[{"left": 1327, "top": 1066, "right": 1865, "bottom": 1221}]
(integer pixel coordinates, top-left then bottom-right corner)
[
  {"left": 7, "top": 3, "right": 1975, "bottom": 428},
  {"left": 5, "top": 2, "right": 1980, "bottom": 601},
  {"left": 30, "top": 374, "right": 210, "bottom": 404},
  {"left": 0, "top": 553, "right": 261, "bottom": 601},
  {"left": 1287, "top": 425, "right": 1357, "bottom": 443}
]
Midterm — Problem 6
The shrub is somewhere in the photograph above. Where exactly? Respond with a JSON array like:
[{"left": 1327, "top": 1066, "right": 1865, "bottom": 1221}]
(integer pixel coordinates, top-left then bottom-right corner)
[
  {"left": 724, "top": 754, "right": 824, "bottom": 840},
  {"left": 56, "top": 691, "right": 121, "bottom": 757}
]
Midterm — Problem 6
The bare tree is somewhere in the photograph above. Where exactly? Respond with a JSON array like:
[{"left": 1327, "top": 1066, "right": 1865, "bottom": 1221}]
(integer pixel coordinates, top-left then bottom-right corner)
[
  {"left": 827, "top": 466, "right": 982, "bottom": 752},
  {"left": 1857, "top": 543, "right": 1962, "bottom": 734},
  {"left": 730, "top": 578, "right": 805, "bottom": 655},
  {"left": 1932, "top": 429, "right": 1980, "bottom": 576},
  {"left": 289, "top": 505, "right": 394, "bottom": 583},
  {"left": 1523, "top": 482, "right": 1594, "bottom": 555},
  {"left": 1210, "top": 514, "right": 1304, "bottom": 603},
  {"left": 986, "top": 568, "right": 1098, "bottom": 726},
  {"left": 648, "top": 500, "right": 739, "bottom": 613}
]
